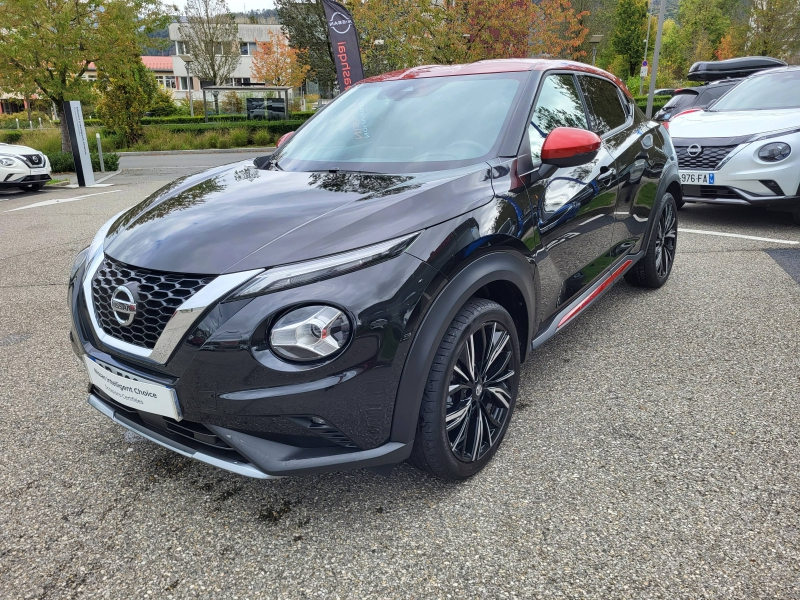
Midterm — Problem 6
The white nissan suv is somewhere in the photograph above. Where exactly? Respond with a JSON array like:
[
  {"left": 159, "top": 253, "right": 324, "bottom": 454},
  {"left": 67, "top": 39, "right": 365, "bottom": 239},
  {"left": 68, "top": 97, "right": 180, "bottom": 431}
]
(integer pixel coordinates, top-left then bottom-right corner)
[
  {"left": 0, "top": 143, "right": 51, "bottom": 191},
  {"left": 668, "top": 65, "right": 800, "bottom": 223}
]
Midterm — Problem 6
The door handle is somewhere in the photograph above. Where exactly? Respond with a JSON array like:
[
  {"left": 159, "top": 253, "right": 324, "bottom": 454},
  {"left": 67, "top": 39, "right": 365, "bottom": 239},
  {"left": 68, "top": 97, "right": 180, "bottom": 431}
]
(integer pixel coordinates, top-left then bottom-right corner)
[{"left": 596, "top": 166, "right": 616, "bottom": 187}]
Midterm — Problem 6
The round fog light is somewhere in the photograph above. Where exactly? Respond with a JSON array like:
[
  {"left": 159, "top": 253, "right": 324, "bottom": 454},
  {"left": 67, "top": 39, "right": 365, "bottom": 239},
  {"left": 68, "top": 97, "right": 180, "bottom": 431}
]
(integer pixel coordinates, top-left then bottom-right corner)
[
  {"left": 270, "top": 305, "right": 351, "bottom": 361},
  {"left": 758, "top": 142, "right": 791, "bottom": 162}
]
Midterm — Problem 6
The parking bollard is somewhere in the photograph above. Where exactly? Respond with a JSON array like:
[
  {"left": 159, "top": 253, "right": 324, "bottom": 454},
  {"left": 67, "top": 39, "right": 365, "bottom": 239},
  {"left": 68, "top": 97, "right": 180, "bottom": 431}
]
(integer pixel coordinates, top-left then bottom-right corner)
[
  {"left": 29, "top": 120, "right": 33, "bottom": 130},
  {"left": 96, "top": 133, "right": 105, "bottom": 173},
  {"left": 16, "top": 118, "right": 19, "bottom": 129},
  {"left": 39, "top": 117, "right": 43, "bottom": 129}
]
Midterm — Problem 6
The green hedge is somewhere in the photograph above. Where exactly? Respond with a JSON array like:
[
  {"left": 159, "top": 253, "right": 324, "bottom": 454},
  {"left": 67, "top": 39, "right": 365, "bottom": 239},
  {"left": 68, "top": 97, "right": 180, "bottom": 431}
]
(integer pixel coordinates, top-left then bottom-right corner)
[
  {"left": 47, "top": 150, "right": 119, "bottom": 173},
  {"left": 0, "top": 130, "right": 23, "bottom": 144},
  {"left": 83, "top": 111, "right": 315, "bottom": 128},
  {"left": 633, "top": 96, "right": 670, "bottom": 112},
  {"left": 151, "top": 119, "right": 304, "bottom": 136}
]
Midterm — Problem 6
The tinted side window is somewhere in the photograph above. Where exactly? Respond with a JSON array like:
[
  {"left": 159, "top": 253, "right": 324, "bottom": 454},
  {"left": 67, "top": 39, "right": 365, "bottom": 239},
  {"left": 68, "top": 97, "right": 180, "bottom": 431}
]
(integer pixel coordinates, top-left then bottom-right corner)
[
  {"left": 580, "top": 76, "right": 627, "bottom": 135},
  {"left": 663, "top": 91, "right": 698, "bottom": 110},
  {"left": 529, "top": 74, "right": 588, "bottom": 160},
  {"left": 698, "top": 84, "right": 734, "bottom": 105}
]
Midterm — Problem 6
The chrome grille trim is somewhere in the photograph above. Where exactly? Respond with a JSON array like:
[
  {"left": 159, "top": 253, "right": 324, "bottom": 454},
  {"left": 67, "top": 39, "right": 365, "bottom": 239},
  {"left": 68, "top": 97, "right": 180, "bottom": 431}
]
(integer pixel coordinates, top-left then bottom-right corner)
[{"left": 82, "top": 251, "right": 262, "bottom": 364}]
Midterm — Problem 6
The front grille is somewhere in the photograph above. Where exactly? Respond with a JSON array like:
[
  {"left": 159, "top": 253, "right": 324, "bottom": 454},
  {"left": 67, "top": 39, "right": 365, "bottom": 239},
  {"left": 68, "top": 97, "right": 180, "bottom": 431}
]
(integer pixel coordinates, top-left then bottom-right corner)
[
  {"left": 21, "top": 153, "right": 44, "bottom": 167},
  {"left": 683, "top": 185, "right": 743, "bottom": 199},
  {"left": 91, "top": 257, "right": 215, "bottom": 349},
  {"left": 676, "top": 145, "right": 736, "bottom": 170}
]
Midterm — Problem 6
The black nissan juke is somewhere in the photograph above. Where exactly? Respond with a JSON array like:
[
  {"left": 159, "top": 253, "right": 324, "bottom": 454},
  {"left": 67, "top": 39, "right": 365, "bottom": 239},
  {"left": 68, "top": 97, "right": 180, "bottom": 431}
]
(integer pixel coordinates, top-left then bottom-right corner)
[{"left": 69, "top": 59, "right": 681, "bottom": 481}]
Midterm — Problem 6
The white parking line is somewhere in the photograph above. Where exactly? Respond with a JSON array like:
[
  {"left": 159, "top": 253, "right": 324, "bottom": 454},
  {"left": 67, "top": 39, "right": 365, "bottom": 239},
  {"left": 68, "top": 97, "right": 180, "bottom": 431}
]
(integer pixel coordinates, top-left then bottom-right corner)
[
  {"left": 4, "top": 190, "right": 122, "bottom": 212},
  {"left": 679, "top": 228, "right": 800, "bottom": 245}
]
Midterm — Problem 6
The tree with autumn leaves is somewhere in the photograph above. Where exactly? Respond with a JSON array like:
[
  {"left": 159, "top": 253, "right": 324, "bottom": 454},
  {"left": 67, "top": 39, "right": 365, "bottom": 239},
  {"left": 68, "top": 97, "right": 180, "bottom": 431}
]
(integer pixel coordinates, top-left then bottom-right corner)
[
  {"left": 251, "top": 34, "right": 312, "bottom": 88},
  {"left": 348, "top": 0, "right": 589, "bottom": 76}
]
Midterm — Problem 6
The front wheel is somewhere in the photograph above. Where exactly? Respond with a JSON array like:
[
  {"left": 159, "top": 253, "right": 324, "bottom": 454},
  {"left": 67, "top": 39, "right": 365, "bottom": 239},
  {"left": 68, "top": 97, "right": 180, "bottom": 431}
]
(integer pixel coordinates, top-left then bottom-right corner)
[
  {"left": 625, "top": 192, "right": 678, "bottom": 288},
  {"left": 409, "top": 298, "right": 521, "bottom": 480}
]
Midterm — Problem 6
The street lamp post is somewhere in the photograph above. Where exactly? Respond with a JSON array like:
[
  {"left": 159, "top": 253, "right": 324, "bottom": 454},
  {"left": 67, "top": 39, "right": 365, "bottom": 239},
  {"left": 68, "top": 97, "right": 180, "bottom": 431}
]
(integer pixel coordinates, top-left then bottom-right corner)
[
  {"left": 588, "top": 35, "right": 604, "bottom": 66},
  {"left": 178, "top": 54, "right": 194, "bottom": 117},
  {"left": 640, "top": 9, "right": 652, "bottom": 96},
  {"left": 646, "top": 0, "right": 667, "bottom": 118}
]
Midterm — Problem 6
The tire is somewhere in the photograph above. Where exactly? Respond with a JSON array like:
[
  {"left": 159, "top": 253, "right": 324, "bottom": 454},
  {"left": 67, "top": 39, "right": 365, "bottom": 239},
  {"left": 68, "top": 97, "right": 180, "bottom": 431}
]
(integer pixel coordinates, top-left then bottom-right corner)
[
  {"left": 409, "top": 298, "right": 521, "bottom": 480},
  {"left": 19, "top": 183, "right": 44, "bottom": 192},
  {"left": 625, "top": 192, "right": 678, "bottom": 289},
  {"left": 792, "top": 211, "right": 800, "bottom": 226}
]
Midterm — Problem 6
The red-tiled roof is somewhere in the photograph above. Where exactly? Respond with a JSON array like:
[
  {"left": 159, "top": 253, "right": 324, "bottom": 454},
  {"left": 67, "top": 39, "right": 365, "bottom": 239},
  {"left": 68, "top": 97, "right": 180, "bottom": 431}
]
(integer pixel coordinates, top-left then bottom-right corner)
[
  {"left": 141, "top": 56, "right": 174, "bottom": 71},
  {"left": 86, "top": 56, "right": 174, "bottom": 72}
]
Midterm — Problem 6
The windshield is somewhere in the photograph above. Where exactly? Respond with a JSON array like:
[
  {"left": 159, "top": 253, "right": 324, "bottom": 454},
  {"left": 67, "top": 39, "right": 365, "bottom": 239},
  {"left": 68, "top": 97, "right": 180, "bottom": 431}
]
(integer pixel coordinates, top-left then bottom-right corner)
[
  {"left": 273, "top": 72, "right": 526, "bottom": 173},
  {"left": 710, "top": 70, "right": 800, "bottom": 111}
]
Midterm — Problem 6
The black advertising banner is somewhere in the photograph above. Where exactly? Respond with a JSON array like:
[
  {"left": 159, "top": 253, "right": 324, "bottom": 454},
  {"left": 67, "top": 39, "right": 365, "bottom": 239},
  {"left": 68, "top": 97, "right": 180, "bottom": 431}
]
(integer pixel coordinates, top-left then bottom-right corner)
[{"left": 321, "top": 0, "right": 364, "bottom": 92}]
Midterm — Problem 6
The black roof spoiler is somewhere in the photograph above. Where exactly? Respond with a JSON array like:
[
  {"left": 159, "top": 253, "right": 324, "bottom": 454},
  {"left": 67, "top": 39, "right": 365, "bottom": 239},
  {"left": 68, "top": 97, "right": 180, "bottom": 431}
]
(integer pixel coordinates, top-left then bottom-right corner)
[{"left": 687, "top": 56, "right": 787, "bottom": 82}]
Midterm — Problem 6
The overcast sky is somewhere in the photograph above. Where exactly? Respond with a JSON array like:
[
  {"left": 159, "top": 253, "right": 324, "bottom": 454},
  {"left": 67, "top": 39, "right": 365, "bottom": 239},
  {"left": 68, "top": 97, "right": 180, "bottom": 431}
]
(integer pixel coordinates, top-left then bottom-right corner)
[{"left": 228, "top": 0, "right": 275, "bottom": 11}]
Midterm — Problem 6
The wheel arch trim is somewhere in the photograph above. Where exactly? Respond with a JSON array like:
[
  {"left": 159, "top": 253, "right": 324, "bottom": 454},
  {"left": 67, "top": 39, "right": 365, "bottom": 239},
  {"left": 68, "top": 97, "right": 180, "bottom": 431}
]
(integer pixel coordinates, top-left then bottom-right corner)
[{"left": 389, "top": 251, "right": 536, "bottom": 444}]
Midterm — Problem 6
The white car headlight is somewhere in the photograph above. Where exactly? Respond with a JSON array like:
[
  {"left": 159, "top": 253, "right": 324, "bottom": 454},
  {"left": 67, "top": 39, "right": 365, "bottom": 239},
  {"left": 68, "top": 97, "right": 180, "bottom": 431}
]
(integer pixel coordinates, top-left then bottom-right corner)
[
  {"left": 0, "top": 157, "right": 16, "bottom": 167},
  {"left": 230, "top": 232, "right": 419, "bottom": 299},
  {"left": 270, "top": 305, "right": 351, "bottom": 361},
  {"left": 758, "top": 142, "right": 791, "bottom": 162}
]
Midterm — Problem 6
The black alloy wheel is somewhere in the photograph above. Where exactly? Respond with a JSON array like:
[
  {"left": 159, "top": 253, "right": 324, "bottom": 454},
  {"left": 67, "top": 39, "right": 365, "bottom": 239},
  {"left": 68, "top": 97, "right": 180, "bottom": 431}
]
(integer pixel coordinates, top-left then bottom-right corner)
[
  {"left": 625, "top": 192, "right": 678, "bottom": 288},
  {"left": 410, "top": 298, "right": 521, "bottom": 480}
]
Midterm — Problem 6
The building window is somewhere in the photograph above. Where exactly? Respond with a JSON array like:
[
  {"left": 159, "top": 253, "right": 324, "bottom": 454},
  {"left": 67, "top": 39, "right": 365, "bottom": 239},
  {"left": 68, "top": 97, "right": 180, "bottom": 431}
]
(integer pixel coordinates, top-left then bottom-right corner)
[
  {"left": 240, "top": 42, "right": 249, "bottom": 55},
  {"left": 177, "top": 77, "right": 190, "bottom": 90},
  {"left": 164, "top": 76, "right": 176, "bottom": 89},
  {"left": 249, "top": 42, "right": 258, "bottom": 55},
  {"left": 176, "top": 41, "right": 189, "bottom": 55}
]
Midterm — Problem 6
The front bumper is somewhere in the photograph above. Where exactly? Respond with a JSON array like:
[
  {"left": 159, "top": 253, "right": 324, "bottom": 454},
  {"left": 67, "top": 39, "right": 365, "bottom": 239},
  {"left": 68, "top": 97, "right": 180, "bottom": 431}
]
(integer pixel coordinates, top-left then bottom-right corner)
[
  {"left": 71, "top": 250, "right": 442, "bottom": 478},
  {"left": 88, "top": 393, "right": 411, "bottom": 478},
  {"left": 675, "top": 133, "right": 800, "bottom": 209}
]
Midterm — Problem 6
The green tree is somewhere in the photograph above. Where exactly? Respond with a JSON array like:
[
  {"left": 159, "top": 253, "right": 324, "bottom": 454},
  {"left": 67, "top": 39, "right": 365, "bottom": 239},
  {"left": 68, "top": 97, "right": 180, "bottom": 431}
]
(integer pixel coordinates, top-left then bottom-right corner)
[
  {"left": 149, "top": 87, "right": 180, "bottom": 116},
  {"left": 276, "top": 0, "right": 337, "bottom": 94},
  {"left": 746, "top": 0, "right": 800, "bottom": 59},
  {"left": 610, "top": 0, "right": 648, "bottom": 78},
  {"left": 97, "top": 56, "right": 159, "bottom": 144},
  {"left": 0, "top": 0, "right": 169, "bottom": 151},
  {"left": 179, "top": 0, "right": 242, "bottom": 85},
  {"left": 677, "top": 0, "right": 731, "bottom": 63}
]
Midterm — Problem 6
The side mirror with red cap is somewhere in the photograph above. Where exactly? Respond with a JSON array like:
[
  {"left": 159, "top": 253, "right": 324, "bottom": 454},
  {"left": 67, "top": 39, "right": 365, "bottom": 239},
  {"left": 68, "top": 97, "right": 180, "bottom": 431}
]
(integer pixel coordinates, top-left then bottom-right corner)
[
  {"left": 276, "top": 131, "right": 295, "bottom": 148},
  {"left": 541, "top": 127, "right": 602, "bottom": 168}
]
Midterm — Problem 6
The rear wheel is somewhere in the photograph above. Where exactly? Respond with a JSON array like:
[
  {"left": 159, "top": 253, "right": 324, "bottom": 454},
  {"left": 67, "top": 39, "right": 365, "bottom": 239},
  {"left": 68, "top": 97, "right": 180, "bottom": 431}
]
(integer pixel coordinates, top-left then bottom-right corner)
[
  {"left": 625, "top": 192, "right": 678, "bottom": 288},
  {"left": 409, "top": 298, "right": 520, "bottom": 480}
]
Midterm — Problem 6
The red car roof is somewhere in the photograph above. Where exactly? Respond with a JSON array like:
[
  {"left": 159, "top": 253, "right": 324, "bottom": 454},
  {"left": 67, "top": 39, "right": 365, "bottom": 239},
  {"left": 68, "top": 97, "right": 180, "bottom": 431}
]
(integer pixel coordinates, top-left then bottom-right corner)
[{"left": 360, "top": 59, "right": 632, "bottom": 97}]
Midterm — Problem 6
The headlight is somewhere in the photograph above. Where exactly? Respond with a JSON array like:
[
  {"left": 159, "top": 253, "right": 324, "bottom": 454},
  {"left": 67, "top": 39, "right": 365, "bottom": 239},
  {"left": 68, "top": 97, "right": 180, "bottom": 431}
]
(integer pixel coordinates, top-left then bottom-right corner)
[
  {"left": 758, "top": 142, "right": 791, "bottom": 162},
  {"left": 0, "top": 157, "right": 15, "bottom": 167},
  {"left": 270, "top": 305, "right": 351, "bottom": 361},
  {"left": 70, "top": 247, "right": 89, "bottom": 283},
  {"left": 230, "top": 232, "right": 419, "bottom": 299}
]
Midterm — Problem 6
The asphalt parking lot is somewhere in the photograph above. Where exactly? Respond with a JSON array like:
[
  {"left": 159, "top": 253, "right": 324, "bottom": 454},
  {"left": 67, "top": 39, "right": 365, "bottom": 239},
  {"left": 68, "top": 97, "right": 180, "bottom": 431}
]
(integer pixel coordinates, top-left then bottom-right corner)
[{"left": 1, "top": 168, "right": 799, "bottom": 599}]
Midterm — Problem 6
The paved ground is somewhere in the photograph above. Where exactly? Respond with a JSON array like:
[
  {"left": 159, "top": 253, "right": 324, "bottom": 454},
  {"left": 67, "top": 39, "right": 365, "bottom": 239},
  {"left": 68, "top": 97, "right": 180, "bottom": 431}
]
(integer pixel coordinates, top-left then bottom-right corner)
[{"left": 1, "top": 170, "right": 800, "bottom": 599}]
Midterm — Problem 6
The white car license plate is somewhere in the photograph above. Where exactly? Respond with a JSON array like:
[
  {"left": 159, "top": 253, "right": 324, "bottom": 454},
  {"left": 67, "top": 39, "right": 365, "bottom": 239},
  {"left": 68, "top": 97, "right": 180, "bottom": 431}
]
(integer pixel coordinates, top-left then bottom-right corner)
[
  {"left": 680, "top": 171, "right": 715, "bottom": 185},
  {"left": 84, "top": 356, "right": 181, "bottom": 420},
  {"left": 31, "top": 168, "right": 47, "bottom": 175}
]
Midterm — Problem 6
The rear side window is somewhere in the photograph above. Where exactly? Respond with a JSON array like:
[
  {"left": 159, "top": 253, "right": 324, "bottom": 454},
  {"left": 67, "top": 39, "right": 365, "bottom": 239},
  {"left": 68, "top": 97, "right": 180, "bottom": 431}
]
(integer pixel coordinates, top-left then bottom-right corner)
[
  {"left": 579, "top": 76, "right": 627, "bottom": 134},
  {"left": 528, "top": 74, "right": 588, "bottom": 160},
  {"left": 662, "top": 91, "right": 698, "bottom": 111},
  {"left": 697, "top": 83, "right": 735, "bottom": 106}
]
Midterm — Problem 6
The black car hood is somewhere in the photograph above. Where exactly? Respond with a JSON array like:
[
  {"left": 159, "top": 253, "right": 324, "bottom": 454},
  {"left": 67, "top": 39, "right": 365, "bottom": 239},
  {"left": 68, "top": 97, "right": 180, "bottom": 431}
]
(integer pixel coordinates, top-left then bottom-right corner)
[{"left": 103, "top": 160, "right": 494, "bottom": 275}]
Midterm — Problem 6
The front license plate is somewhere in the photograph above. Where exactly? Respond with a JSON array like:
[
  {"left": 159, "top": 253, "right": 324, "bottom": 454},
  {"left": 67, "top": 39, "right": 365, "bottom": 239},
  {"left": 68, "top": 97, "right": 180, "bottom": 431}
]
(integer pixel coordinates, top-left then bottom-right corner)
[
  {"left": 84, "top": 356, "right": 180, "bottom": 420},
  {"left": 680, "top": 171, "right": 714, "bottom": 185},
  {"left": 30, "top": 168, "right": 47, "bottom": 175}
]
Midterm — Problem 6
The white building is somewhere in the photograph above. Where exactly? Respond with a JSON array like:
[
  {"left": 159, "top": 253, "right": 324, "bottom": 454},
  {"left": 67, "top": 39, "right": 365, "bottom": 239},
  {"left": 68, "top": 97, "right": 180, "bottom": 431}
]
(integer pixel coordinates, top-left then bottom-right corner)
[{"left": 169, "top": 22, "right": 284, "bottom": 103}]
